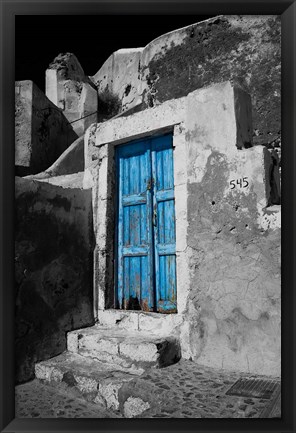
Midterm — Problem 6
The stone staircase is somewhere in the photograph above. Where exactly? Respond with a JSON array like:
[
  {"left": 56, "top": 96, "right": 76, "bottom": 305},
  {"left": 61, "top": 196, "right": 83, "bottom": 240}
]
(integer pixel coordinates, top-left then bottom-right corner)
[{"left": 35, "top": 310, "right": 181, "bottom": 414}]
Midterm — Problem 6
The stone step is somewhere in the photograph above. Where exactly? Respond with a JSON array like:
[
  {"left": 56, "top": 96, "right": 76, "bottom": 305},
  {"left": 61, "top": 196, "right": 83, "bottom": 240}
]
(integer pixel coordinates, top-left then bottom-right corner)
[
  {"left": 67, "top": 325, "right": 181, "bottom": 371},
  {"left": 35, "top": 351, "right": 137, "bottom": 411}
]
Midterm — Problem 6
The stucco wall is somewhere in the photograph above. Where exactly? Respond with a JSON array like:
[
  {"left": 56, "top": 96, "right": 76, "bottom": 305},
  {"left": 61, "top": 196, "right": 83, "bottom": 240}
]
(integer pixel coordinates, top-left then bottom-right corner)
[
  {"left": 15, "top": 177, "right": 94, "bottom": 383},
  {"left": 15, "top": 80, "right": 78, "bottom": 176},
  {"left": 87, "top": 82, "right": 280, "bottom": 377},
  {"left": 182, "top": 83, "right": 281, "bottom": 376},
  {"left": 92, "top": 15, "right": 280, "bottom": 151}
]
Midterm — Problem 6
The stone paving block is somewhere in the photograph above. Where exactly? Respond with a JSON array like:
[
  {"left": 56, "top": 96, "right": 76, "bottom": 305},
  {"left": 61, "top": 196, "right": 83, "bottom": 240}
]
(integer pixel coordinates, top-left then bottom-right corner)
[{"left": 123, "top": 397, "right": 150, "bottom": 418}]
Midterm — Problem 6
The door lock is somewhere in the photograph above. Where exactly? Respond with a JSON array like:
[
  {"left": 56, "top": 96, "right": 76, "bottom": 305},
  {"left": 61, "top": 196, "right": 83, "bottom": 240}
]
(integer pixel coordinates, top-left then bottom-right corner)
[{"left": 147, "top": 178, "right": 154, "bottom": 191}]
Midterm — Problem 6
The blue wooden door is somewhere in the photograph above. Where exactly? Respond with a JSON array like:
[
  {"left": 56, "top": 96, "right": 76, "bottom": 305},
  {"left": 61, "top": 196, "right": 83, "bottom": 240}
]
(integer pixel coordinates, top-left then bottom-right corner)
[{"left": 116, "top": 134, "right": 176, "bottom": 313}]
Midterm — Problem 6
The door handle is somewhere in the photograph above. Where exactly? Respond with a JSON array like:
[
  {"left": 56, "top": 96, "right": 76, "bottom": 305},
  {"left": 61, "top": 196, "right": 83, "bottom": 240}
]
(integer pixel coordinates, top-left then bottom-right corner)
[{"left": 153, "top": 205, "right": 157, "bottom": 226}]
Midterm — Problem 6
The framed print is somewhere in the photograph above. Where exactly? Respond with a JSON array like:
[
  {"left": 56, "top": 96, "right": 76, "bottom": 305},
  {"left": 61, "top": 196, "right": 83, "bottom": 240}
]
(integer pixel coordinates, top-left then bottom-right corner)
[{"left": 1, "top": 1, "right": 295, "bottom": 432}]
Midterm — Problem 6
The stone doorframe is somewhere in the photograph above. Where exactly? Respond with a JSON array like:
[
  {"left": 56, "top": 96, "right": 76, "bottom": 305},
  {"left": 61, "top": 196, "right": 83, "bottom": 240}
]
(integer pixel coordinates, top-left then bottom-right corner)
[
  {"left": 84, "top": 81, "right": 254, "bottom": 323},
  {"left": 84, "top": 96, "right": 190, "bottom": 321}
]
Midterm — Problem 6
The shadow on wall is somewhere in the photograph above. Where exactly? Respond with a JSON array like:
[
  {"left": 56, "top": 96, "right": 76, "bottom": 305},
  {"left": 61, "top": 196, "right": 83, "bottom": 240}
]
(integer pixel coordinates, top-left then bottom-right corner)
[{"left": 15, "top": 177, "right": 95, "bottom": 383}]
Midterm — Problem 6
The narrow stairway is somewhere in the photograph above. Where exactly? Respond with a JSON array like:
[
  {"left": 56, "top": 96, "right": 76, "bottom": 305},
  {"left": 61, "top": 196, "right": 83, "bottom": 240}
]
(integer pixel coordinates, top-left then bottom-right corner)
[{"left": 35, "top": 320, "right": 181, "bottom": 413}]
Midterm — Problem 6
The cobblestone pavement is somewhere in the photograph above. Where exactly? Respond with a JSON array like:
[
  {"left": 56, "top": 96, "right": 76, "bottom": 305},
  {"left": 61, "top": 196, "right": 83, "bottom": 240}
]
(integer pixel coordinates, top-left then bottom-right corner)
[
  {"left": 15, "top": 359, "right": 281, "bottom": 418},
  {"left": 15, "top": 380, "right": 120, "bottom": 418}
]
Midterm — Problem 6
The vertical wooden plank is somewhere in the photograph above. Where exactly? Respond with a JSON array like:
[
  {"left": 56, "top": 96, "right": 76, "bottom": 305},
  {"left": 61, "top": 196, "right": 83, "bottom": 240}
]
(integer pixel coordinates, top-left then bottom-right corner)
[
  {"left": 140, "top": 255, "right": 152, "bottom": 311},
  {"left": 156, "top": 148, "right": 164, "bottom": 191},
  {"left": 159, "top": 255, "right": 166, "bottom": 300},
  {"left": 123, "top": 206, "right": 130, "bottom": 246},
  {"left": 162, "top": 147, "right": 169, "bottom": 190},
  {"left": 123, "top": 257, "right": 129, "bottom": 308},
  {"left": 123, "top": 157, "right": 129, "bottom": 196},
  {"left": 129, "top": 256, "right": 141, "bottom": 307},
  {"left": 129, "top": 205, "right": 140, "bottom": 246},
  {"left": 130, "top": 155, "right": 141, "bottom": 194},
  {"left": 164, "top": 200, "right": 175, "bottom": 244},
  {"left": 140, "top": 203, "right": 146, "bottom": 244},
  {"left": 139, "top": 153, "right": 146, "bottom": 193},
  {"left": 167, "top": 255, "right": 176, "bottom": 303}
]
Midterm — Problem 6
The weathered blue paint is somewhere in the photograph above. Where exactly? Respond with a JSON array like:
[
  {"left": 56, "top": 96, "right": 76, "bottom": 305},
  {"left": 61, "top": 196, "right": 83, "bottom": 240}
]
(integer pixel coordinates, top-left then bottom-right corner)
[
  {"left": 151, "top": 135, "right": 177, "bottom": 313},
  {"left": 116, "top": 134, "right": 176, "bottom": 313}
]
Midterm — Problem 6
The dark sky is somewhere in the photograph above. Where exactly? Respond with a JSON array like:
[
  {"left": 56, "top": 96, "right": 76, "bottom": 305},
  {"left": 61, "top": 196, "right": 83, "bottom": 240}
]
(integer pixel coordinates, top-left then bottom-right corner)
[{"left": 15, "top": 15, "right": 213, "bottom": 92}]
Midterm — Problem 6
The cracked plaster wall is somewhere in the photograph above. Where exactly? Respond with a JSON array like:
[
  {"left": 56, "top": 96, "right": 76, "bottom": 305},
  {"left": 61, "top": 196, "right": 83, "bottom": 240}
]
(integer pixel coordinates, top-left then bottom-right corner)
[{"left": 181, "top": 82, "right": 281, "bottom": 376}]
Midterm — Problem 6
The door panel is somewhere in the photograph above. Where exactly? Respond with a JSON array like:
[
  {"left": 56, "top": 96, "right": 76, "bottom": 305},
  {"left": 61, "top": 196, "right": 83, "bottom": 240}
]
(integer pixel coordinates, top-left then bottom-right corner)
[
  {"left": 151, "top": 135, "right": 177, "bottom": 313},
  {"left": 117, "top": 139, "right": 153, "bottom": 311},
  {"left": 116, "top": 134, "right": 176, "bottom": 313}
]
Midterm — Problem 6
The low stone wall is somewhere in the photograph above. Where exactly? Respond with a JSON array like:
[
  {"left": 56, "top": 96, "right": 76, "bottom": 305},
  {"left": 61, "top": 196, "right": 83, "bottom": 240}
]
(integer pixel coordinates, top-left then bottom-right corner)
[
  {"left": 25, "top": 135, "right": 85, "bottom": 181},
  {"left": 15, "top": 80, "right": 78, "bottom": 176},
  {"left": 15, "top": 177, "right": 94, "bottom": 383}
]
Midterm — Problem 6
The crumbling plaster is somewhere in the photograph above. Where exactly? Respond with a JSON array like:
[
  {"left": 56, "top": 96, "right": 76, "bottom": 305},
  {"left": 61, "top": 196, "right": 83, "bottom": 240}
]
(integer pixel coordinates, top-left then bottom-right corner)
[
  {"left": 92, "top": 15, "right": 280, "bottom": 152},
  {"left": 85, "top": 81, "right": 280, "bottom": 376}
]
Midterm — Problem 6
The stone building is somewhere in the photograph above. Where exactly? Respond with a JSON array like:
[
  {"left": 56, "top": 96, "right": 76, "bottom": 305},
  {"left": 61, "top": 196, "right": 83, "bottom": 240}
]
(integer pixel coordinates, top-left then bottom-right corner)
[{"left": 15, "top": 14, "right": 281, "bottom": 403}]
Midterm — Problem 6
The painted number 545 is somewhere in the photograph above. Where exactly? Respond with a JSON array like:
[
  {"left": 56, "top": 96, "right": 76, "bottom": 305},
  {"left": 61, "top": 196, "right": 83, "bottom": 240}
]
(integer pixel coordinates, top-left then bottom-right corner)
[{"left": 230, "top": 177, "right": 249, "bottom": 189}]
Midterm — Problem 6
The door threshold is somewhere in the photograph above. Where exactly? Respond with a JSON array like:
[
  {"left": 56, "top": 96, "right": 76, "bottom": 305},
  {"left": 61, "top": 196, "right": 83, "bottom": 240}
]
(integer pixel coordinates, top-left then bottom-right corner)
[
  {"left": 96, "top": 309, "right": 182, "bottom": 333},
  {"left": 103, "top": 308, "right": 178, "bottom": 316}
]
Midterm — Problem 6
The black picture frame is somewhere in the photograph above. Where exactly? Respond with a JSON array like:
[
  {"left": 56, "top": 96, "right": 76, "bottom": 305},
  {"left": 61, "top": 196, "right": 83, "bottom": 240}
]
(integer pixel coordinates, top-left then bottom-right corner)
[{"left": 1, "top": 1, "right": 295, "bottom": 432}]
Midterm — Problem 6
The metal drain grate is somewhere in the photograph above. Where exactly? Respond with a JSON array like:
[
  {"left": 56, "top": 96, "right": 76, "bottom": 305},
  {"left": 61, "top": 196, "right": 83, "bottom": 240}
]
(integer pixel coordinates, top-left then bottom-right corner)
[{"left": 226, "top": 378, "right": 281, "bottom": 399}]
